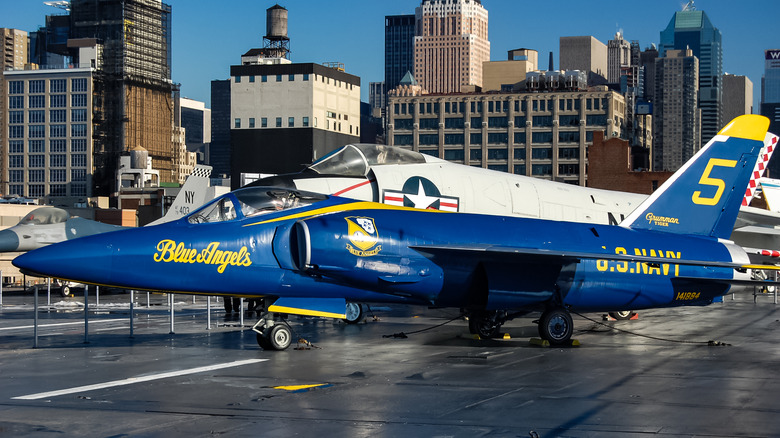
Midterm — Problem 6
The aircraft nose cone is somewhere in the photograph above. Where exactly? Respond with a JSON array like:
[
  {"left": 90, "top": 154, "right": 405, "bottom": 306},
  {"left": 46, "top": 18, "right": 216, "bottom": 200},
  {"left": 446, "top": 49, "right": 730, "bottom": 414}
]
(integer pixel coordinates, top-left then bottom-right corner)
[
  {"left": 13, "top": 238, "right": 113, "bottom": 282},
  {"left": 0, "top": 229, "right": 20, "bottom": 252}
]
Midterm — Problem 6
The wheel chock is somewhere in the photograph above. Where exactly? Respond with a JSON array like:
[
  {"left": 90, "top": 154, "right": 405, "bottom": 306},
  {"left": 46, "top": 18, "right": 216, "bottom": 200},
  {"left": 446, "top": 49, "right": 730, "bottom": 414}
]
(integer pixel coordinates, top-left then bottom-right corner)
[
  {"left": 502, "top": 333, "right": 511, "bottom": 339},
  {"left": 530, "top": 338, "right": 581, "bottom": 347}
]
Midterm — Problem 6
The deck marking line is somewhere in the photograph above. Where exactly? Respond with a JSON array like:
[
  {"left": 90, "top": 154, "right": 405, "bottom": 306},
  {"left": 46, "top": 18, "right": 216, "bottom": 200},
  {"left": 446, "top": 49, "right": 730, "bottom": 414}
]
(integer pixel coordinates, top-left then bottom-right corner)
[
  {"left": 0, "top": 320, "right": 116, "bottom": 331},
  {"left": 12, "top": 358, "right": 268, "bottom": 400}
]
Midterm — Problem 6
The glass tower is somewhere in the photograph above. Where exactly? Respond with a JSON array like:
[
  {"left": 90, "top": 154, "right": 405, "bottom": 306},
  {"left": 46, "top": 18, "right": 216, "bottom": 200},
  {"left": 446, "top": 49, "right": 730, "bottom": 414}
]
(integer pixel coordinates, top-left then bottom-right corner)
[
  {"left": 384, "top": 15, "right": 415, "bottom": 96},
  {"left": 660, "top": 8, "right": 722, "bottom": 147}
]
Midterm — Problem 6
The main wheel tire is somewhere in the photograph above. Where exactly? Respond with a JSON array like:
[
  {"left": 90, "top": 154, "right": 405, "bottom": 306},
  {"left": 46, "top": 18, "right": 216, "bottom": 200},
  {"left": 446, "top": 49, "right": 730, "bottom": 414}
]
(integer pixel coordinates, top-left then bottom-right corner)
[
  {"left": 344, "top": 302, "right": 363, "bottom": 324},
  {"left": 61, "top": 285, "right": 70, "bottom": 297},
  {"left": 468, "top": 317, "right": 501, "bottom": 338},
  {"left": 608, "top": 310, "right": 635, "bottom": 320},
  {"left": 538, "top": 308, "right": 573, "bottom": 345},
  {"left": 267, "top": 324, "right": 292, "bottom": 350}
]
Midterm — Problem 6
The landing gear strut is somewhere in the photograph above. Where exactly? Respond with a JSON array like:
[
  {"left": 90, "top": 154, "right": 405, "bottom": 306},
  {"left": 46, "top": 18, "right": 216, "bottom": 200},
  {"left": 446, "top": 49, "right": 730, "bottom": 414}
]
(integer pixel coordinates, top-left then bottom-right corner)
[
  {"left": 468, "top": 310, "right": 507, "bottom": 338},
  {"left": 537, "top": 308, "right": 573, "bottom": 345},
  {"left": 252, "top": 316, "right": 292, "bottom": 350}
]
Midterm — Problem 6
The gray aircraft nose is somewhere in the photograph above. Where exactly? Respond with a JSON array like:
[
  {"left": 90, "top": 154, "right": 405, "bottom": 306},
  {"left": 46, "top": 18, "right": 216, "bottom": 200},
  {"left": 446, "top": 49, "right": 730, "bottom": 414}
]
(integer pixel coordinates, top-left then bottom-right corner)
[{"left": 0, "top": 229, "right": 20, "bottom": 252}]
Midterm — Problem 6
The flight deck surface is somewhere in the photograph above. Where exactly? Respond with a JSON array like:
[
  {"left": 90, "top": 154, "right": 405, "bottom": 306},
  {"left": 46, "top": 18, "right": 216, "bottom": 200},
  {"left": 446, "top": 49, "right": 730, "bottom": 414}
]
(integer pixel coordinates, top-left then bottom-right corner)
[{"left": 1, "top": 289, "right": 779, "bottom": 437}]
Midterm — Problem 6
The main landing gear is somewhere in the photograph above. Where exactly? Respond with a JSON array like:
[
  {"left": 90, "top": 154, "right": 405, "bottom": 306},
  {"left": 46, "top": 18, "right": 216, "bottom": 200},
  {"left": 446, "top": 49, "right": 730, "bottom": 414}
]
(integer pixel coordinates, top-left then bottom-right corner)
[{"left": 468, "top": 307, "right": 574, "bottom": 345}]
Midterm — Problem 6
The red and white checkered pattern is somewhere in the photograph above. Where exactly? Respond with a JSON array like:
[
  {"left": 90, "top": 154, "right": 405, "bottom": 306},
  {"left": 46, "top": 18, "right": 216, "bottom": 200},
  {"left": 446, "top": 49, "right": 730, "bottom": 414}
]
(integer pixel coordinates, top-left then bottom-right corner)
[{"left": 743, "top": 133, "right": 778, "bottom": 206}]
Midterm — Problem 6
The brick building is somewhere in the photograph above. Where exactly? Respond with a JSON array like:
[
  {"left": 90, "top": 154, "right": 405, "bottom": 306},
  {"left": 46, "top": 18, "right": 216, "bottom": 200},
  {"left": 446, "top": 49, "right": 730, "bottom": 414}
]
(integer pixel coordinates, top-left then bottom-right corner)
[{"left": 588, "top": 131, "right": 672, "bottom": 195}]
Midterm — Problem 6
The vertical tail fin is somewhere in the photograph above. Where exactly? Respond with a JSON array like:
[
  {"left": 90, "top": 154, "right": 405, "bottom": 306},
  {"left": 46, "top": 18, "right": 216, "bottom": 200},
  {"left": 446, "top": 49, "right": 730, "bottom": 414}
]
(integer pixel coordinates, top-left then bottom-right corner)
[
  {"left": 148, "top": 165, "right": 212, "bottom": 226},
  {"left": 620, "top": 115, "right": 769, "bottom": 239}
]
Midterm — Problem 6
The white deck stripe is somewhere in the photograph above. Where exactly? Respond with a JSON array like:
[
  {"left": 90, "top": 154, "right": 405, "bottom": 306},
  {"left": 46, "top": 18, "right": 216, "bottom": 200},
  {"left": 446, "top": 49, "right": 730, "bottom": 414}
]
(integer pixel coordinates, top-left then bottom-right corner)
[
  {"left": 0, "top": 320, "right": 116, "bottom": 331},
  {"left": 12, "top": 359, "right": 267, "bottom": 400}
]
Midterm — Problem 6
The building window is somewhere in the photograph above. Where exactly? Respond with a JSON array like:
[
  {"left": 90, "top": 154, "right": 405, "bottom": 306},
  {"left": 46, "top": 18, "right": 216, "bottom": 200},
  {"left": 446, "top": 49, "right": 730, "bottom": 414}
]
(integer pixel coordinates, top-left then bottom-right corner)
[
  {"left": 72, "top": 169, "right": 87, "bottom": 182},
  {"left": 559, "top": 147, "right": 579, "bottom": 159},
  {"left": 249, "top": 118, "right": 255, "bottom": 128},
  {"left": 9, "top": 96, "right": 24, "bottom": 108},
  {"left": 50, "top": 124, "right": 67, "bottom": 137},
  {"left": 249, "top": 76, "right": 255, "bottom": 82},
  {"left": 586, "top": 114, "right": 607, "bottom": 126},
  {"left": 487, "top": 133, "right": 508, "bottom": 145},
  {"left": 303, "top": 117, "right": 309, "bottom": 127},
  {"left": 558, "top": 131, "right": 580, "bottom": 143},
  {"left": 276, "top": 117, "right": 282, "bottom": 127},
  {"left": 531, "top": 132, "right": 553, "bottom": 143},
  {"left": 532, "top": 115, "right": 553, "bottom": 127},
  {"left": 29, "top": 110, "right": 45, "bottom": 123},
  {"left": 50, "top": 109, "right": 66, "bottom": 122},
  {"left": 50, "top": 184, "right": 67, "bottom": 196},
  {"left": 444, "top": 149, "right": 464, "bottom": 160},
  {"left": 261, "top": 117, "right": 267, "bottom": 127},
  {"left": 29, "top": 155, "right": 45, "bottom": 168},
  {"left": 514, "top": 164, "right": 526, "bottom": 175},
  {"left": 470, "top": 133, "right": 483, "bottom": 144},
  {"left": 470, "top": 149, "right": 482, "bottom": 160},
  {"left": 288, "top": 74, "right": 294, "bottom": 81},
  {"left": 72, "top": 78, "right": 87, "bottom": 92},
  {"left": 71, "top": 139, "right": 87, "bottom": 152},
  {"left": 514, "top": 148, "right": 527, "bottom": 160},
  {"left": 514, "top": 132, "right": 527, "bottom": 143},
  {"left": 29, "top": 140, "right": 45, "bottom": 153},
  {"left": 303, "top": 74, "right": 309, "bottom": 81},
  {"left": 9, "top": 141, "right": 23, "bottom": 153},
  {"left": 234, "top": 118, "right": 241, "bottom": 128},
  {"left": 488, "top": 117, "right": 508, "bottom": 128},
  {"left": 235, "top": 76, "right": 241, "bottom": 83},
  {"left": 419, "top": 118, "right": 438, "bottom": 130},
  {"left": 29, "top": 80, "right": 45, "bottom": 93},
  {"left": 9, "top": 81, "right": 24, "bottom": 94},
  {"left": 50, "top": 94, "right": 66, "bottom": 108},
  {"left": 71, "top": 124, "right": 87, "bottom": 137},
  {"left": 50, "top": 169, "right": 66, "bottom": 182},
  {"left": 531, "top": 148, "right": 552, "bottom": 159},
  {"left": 29, "top": 170, "right": 45, "bottom": 182},
  {"left": 276, "top": 75, "right": 282, "bottom": 82},
  {"left": 9, "top": 170, "right": 23, "bottom": 183},
  {"left": 9, "top": 126, "right": 24, "bottom": 138},
  {"left": 71, "top": 94, "right": 87, "bottom": 107},
  {"left": 50, "top": 79, "right": 66, "bottom": 93},
  {"left": 559, "top": 163, "right": 579, "bottom": 175},
  {"left": 532, "top": 164, "right": 552, "bottom": 175},
  {"left": 29, "top": 185, "right": 45, "bottom": 197},
  {"left": 487, "top": 148, "right": 508, "bottom": 160},
  {"left": 394, "top": 119, "right": 413, "bottom": 130},
  {"left": 71, "top": 184, "right": 86, "bottom": 196},
  {"left": 72, "top": 109, "right": 87, "bottom": 122},
  {"left": 262, "top": 75, "right": 267, "bottom": 82},
  {"left": 50, "top": 139, "right": 66, "bottom": 152},
  {"left": 50, "top": 154, "right": 66, "bottom": 167},
  {"left": 9, "top": 155, "right": 24, "bottom": 168},
  {"left": 9, "top": 110, "right": 24, "bottom": 124},
  {"left": 444, "top": 133, "right": 464, "bottom": 145},
  {"left": 445, "top": 117, "right": 464, "bottom": 129},
  {"left": 288, "top": 117, "right": 294, "bottom": 127},
  {"left": 29, "top": 125, "right": 46, "bottom": 138},
  {"left": 29, "top": 95, "right": 45, "bottom": 108},
  {"left": 72, "top": 154, "right": 87, "bottom": 167},
  {"left": 393, "top": 134, "right": 413, "bottom": 146},
  {"left": 9, "top": 185, "right": 24, "bottom": 197}
]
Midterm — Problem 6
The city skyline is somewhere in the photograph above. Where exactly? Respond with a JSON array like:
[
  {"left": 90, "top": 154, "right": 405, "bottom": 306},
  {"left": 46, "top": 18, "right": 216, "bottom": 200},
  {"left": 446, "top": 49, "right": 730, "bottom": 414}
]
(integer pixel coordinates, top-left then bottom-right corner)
[{"left": 2, "top": 0, "right": 777, "bottom": 113}]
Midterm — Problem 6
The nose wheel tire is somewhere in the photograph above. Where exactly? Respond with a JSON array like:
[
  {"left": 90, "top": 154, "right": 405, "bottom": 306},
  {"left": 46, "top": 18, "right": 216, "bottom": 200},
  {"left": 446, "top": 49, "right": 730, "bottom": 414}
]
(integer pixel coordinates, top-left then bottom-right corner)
[
  {"left": 267, "top": 324, "right": 292, "bottom": 350},
  {"left": 61, "top": 285, "right": 70, "bottom": 297},
  {"left": 538, "top": 308, "right": 573, "bottom": 345}
]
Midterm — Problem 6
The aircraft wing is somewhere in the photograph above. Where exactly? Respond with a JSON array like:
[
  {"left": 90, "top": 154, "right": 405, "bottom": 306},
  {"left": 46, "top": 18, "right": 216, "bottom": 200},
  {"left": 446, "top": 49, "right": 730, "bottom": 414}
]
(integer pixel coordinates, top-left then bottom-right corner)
[
  {"left": 734, "top": 206, "right": 780, "bottom": 228},
  {"left": 410, "top": 244, "right": 745, "bottom": 270}
]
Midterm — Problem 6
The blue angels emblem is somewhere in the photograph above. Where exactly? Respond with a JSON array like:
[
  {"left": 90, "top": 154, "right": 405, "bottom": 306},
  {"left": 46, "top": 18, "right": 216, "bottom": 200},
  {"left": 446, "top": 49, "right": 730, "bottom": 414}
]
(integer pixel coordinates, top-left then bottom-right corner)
[{"left": 345, "top": 216, "right": 382, "bottom": 257}]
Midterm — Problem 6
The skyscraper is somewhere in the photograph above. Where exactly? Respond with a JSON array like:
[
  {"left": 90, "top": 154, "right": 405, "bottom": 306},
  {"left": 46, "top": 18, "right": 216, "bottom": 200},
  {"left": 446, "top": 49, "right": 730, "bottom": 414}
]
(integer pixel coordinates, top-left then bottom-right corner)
[
  {"left": 1, "top": 28, "right": 28, "bottom": 196},
  {"left": 721, "top": 74, "right": 753, "bottom": 124},
  {"left": 653, "top": 49, "right": 700, "bottom": 172},
  {"left": 384, "top": 15, "right": 415, "bottom": 95},
  {"left": 607, "top": 32, "right": 631, "bottom": 84},
  {"left": 560, "top": 36, "right": 607, "bottom": 79},
  {"left": 413, "top": 0, "right": 490, "bottom": 94},
  {"left": 761, "top": 49, "right": 780, "bottom": 176},
  {"left": 660, "top": 4, "right": 722, "bottom": 146}
]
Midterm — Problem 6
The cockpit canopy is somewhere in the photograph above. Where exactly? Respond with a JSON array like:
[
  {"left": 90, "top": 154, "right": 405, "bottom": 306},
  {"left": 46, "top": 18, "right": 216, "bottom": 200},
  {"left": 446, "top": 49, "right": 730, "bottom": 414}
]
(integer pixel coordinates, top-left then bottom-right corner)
[
  {"left": 187, "top": 187, "right": 327, "bottom": 224},
  {"left": 18, "top": 207, "right": 71, "bottom": 225},
  {"left": 308, "top": 144, "right": 427, "bottom": 177}
]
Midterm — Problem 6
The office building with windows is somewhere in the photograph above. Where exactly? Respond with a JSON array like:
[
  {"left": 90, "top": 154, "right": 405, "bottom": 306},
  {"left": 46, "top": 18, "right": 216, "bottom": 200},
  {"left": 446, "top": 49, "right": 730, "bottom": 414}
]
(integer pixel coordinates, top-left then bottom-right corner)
[
  {"left": 413, "top": 0, "right": 490, "bottom": 94},
  {"left": 385, "top": 15, "right": 416, "bottom": 97},
  {"left": 721, "top": 74, "right": 753, "bottom": 124},
  {"left": 762, "top": 49, "right": 780, "bottom": 176},
  {"left": 230, "top": 60, "right": 360, "bottom": 188},
  {"left": 653, "top": 49, "right": 700, "bottom": 172},
  {"left": 560, "top": 36, "right": 607, "bottom": 79},
  {"left": 3, "top": 67, "right": 95, "bottom": 203},
  {"left": 387, "top": 88, "right": 625, "bottom": 186}
]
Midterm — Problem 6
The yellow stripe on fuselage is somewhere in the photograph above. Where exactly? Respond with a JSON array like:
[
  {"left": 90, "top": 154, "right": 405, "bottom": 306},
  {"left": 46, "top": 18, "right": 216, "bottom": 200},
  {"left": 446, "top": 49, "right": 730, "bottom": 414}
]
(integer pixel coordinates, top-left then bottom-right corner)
[
  {"left": 267, "top": 304, "right": 346, "bottom": 319},
  {"left": 242, "top": 201, "right": 443, "bottom": 227}
]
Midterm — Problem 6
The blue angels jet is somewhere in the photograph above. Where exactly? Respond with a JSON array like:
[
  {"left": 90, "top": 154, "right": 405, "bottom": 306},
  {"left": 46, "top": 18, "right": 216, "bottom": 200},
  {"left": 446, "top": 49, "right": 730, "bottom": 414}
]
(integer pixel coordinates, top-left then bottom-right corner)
[{"left": 13, "top": 115, "right": 773, "bottom": 349}]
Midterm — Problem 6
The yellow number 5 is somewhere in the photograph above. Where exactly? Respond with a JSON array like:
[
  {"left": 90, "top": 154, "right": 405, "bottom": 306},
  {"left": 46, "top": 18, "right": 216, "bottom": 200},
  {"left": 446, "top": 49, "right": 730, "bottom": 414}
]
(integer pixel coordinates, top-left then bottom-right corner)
[{"left": 692, "top": 158, "right": 738, "bottom": 206}]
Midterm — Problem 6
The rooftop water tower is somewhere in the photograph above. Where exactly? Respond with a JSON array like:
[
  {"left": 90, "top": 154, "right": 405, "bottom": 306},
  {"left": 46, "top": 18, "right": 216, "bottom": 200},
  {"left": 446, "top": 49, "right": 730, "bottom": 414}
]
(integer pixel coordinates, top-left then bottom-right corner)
[{"left": 263, "top": 4, "right": 290, "bottom": 59}]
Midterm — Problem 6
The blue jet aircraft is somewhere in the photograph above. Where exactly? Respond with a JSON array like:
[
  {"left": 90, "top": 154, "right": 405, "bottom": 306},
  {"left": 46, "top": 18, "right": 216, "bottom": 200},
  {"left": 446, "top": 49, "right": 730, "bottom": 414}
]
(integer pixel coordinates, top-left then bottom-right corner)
[{"left": 13, "top": 115, "right": 773, "bottom": 350}]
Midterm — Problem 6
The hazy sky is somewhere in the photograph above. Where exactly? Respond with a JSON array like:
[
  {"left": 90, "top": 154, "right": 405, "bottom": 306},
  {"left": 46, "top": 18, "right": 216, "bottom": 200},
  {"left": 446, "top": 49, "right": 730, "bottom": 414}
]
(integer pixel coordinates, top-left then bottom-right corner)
[{"left": 2, "top": 0, "right": 778, "bottom": 110}]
